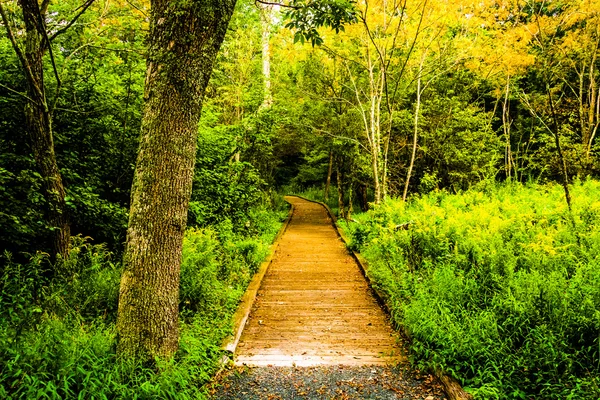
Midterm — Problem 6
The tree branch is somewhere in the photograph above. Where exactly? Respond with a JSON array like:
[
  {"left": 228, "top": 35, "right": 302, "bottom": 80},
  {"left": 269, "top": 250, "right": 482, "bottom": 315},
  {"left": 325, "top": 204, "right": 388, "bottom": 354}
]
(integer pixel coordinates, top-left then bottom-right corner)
[
  {"left": 0, "top": 82, "right": 38, "bottom": 103},
  {"left": 306, "top": 124, "right": 370, "bottom": 152},
  {"left": 40, "top": 0, "right": 51, "bottom": 15},
  {"left": 255, "top": 0, "right": 299, "bottom": 9},
  {"left": 36, "top": 11, "right": 61, "bottom": 115},
  {"left": 125, "top": 0, "right": 148, "bottom": 17},
  {"left": 49, "top": 0, "right": 96, "bottom": 42}
]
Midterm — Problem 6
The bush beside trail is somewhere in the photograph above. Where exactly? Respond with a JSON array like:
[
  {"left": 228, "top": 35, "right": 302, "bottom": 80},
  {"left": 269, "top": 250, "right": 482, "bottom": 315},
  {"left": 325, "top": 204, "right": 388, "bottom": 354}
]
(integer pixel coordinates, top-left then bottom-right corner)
[
  {"left": 0, "top": 205, "right": 286, "bottom": 399},
  {"left": 346, "top": 180, "right": 600, "bottom": 399}
]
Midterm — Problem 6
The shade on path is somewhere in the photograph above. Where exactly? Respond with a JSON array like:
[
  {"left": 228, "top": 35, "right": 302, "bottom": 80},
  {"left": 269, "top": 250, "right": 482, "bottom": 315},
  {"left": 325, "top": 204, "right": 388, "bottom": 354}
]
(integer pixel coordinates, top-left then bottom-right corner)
[{"left": 235, "top": 196, "right": 405, "bottom": 367}]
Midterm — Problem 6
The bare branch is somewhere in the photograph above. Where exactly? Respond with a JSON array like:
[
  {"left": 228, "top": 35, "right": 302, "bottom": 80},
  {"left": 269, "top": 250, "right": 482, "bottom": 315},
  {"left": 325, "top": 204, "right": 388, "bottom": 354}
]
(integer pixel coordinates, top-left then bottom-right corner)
[
  {"left": 306, "top": 125, "right": 370, "bottom": 152},
  {"left": 36, "top": 11, "right": 61, "bottom": 115},
  {"left": 391, "top": 0, "right": 427, "bottom": 102},
  {"left": 40, "top": 0, "right": 51, "bottom": 15},
  {"left": 125, "top": 0, "right": 148, "bottom": 17},
  {"left": 0, "top": 82, "right": 38, "bottom": 104},
  {"left": 255, "top": 0, "right": 299, "bottom": 9},
  {"left": 49, "top": 0, "right": 96, "bottom": 42}
]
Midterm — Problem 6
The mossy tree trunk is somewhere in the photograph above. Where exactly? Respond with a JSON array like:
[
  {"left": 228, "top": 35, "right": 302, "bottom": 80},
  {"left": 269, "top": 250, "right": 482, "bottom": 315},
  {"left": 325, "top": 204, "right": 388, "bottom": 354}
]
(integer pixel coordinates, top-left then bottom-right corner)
[{"left": 116, "top": 0, "right": 237, "bottom": 360}]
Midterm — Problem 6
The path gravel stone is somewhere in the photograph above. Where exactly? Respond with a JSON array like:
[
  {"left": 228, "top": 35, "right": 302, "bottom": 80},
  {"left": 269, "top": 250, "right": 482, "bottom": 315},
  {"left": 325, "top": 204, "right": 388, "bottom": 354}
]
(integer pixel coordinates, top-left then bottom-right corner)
[{"left": 210, "top": 364, "right": 446, "bottom": 399}]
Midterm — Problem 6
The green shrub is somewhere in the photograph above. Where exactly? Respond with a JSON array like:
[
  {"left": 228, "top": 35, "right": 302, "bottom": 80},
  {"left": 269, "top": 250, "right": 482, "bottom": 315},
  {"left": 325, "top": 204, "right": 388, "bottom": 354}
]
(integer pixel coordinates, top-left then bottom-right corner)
[
  {"left": 0, "top": 203, "right": 286, "bottom": 399},
  {"left": 348, "top": 179, "right": 600, "bottom": 399}
]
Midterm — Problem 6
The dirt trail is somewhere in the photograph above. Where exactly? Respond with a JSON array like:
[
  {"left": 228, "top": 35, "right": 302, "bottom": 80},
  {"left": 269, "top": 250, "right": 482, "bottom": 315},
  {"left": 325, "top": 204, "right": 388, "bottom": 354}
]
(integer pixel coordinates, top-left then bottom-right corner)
[
  {"left": 210, "top": 197, "right": 446, "bottom": 399},
  {"left": 236, "top": 196, "right": 402, "bottom": 366}
]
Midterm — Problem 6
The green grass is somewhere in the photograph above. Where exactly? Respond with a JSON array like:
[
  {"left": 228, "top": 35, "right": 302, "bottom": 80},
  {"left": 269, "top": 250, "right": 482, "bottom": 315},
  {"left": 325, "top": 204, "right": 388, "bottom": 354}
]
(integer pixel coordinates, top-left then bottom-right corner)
[
  {"left": 344, "top": 179, "right": 600, "bottom": 399},
  {"left": 0, "top": 205, "right": 287, "bottom": 399}
]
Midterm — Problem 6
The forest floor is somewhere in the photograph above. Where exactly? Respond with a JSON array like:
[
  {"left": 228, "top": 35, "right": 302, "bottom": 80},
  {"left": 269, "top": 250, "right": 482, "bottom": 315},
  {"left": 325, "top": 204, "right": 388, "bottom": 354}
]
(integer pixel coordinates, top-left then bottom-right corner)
[{"left": 209, "top": 197, "right": 445, "bottom": 399}]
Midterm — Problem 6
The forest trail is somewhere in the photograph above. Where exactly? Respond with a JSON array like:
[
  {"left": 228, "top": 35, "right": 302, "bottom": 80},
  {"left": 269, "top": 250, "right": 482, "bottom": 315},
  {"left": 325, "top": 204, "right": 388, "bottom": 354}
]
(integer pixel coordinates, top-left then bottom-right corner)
[
  {"left": 235, "top": 196, "right": 403, "bottom": 367},
  {"left": 211, "top": 197, "right": 446, "bottom": 399}
]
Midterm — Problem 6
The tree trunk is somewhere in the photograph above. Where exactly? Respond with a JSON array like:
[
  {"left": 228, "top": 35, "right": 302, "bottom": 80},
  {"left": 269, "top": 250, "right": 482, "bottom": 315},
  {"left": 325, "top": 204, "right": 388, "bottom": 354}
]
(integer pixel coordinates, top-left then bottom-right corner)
[
  {"left": 336, "top": 165, "right": 346, "bottom": 219},
  {"left": 372, "top": 148, "right": 381, "bottom": 204},
  {"left": 502, "top": 77, "right": 514, "bottom": 179},
  {"left": 260, "top": 4, "right": 273, "bottom": 109},
  {"left": 324, "top": 150, "right": 333, "bottom": 201},
  {"left": 403, "top": 53, "right": 425, "bottom": 202},
  {"left": 2, "top": 0, "right": 71, "bottom": 258},
  {"left": 358, "top": 183, "right": 368, "bottom": 212},
  {"left": 546, "top": 83, "right": 572, "bottom": 212},
  {"left": 117, "top": 0, "right": 237, "bottom": 360},
  {"left": 347, "top": 184, "right": 353, "bottom": 219}
]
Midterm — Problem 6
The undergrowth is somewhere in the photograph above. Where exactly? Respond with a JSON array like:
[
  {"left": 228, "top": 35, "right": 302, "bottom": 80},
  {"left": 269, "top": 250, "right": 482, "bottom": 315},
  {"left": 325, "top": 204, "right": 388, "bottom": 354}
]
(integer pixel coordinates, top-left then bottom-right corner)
[
  {"left": 0, "top": 205, "right": 287, "bottom": 399},
  {"left": 345, "top": 179, "right": 600, "bottom": 399}
]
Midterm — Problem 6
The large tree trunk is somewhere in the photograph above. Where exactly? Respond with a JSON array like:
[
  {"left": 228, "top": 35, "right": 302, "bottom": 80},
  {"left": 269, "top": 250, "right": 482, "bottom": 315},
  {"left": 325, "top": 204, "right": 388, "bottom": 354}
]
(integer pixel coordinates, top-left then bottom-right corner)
[
  {"left": 117, "top": 0, "right": 237, "bottom": 360},
  {"left": 4, "top": 0, "right": 71, "bottom": 258}
]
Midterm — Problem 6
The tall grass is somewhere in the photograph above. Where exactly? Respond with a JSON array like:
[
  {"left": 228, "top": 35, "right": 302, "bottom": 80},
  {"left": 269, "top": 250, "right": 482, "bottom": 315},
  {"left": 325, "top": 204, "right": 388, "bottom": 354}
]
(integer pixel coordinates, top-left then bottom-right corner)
[
  {"left": 0, "top": 205, "right": 286, "bottom": 399},
  {"left": 346, "top": 179, "right": 600, "bottom": 399}
]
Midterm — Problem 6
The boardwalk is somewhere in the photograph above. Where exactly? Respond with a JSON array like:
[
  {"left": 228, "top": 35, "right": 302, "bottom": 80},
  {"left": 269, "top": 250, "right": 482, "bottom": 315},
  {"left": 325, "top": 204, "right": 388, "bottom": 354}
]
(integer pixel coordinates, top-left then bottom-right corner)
[{"left": 235, "top": 196, "right": 404, "bottom": 366}]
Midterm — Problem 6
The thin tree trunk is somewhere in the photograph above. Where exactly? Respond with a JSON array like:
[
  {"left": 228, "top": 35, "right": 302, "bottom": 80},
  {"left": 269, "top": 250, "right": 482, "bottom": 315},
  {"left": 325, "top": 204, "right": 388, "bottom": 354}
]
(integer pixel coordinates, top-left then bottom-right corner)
[
  {"left": 260, "top": 4, "right": 272, "bottom": 108},
  {"left": 347, "top": 185, "right": 353, "bottom": 219},
  {"left": 382, "top": 114, "right": 392, "bottom": 200},
  {"left": 1, "top": 0, "right": 71, "bottom": 258},
  {"left": 336, "top": 165, "right": 346, "bottom": 219},
  {"left": 502, "top": 77, "right": 514, "bottom": 179},
  {"left": 403, "top": 54, "right": 425, "bottom": 202},
  {"left": 588, "top": 86, "right": 600, "bottom": 157},
  {"left": 546, "top": 83, "right": 572, "bottom": 211},
  {"left": 372, "top": 150, "right": 380, "bottom": 204},
  {"left": 324, "top": 150, "right": 333, "bottom": 201},
  {"left": 117, "top": 0, "right": 237, "bottom": 360}
]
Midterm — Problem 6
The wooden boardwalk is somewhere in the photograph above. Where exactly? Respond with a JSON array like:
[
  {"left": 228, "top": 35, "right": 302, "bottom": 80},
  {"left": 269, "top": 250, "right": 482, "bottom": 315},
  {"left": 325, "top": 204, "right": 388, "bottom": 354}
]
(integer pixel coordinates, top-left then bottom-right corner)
[{"left": 235, "top": 196, "right": 404, "bottom": 367}]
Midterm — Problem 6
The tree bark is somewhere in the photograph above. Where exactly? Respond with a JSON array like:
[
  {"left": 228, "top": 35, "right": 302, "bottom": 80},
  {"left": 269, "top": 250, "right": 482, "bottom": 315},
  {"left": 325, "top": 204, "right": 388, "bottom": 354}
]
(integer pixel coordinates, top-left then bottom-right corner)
[
  {"left": 0, "top": 0, "right": 71, "bottom": 258},
  {"left": 324, "top": 150, "right": 333, "bottom": 201},
  {"left": 117, "top": 0, "right": 237, "bottom": 360},
  {"left": 546, "top": 83, "right": 572, "bottom": 212},
  {"left": 357, "top": 183, "right": 368, "bottom": 212},
  {"left": 336, "top": 165, "right": 346, "bottom": 219},
  {"left": 502, "top": 77, "right": 514, "bottom": 179}
]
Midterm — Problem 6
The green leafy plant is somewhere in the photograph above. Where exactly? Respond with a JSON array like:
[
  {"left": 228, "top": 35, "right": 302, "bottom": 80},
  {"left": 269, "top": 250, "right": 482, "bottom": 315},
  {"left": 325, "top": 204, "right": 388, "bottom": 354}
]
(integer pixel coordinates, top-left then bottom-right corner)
[{"left": 347, "top": 180, "right": 600, "bottom": 398}]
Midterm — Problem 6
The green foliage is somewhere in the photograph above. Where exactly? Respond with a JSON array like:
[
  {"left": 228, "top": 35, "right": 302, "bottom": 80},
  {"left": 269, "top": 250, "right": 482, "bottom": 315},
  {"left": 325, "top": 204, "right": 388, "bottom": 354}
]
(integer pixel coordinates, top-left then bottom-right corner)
[
  {"left": 190, "top": 111, "right": 270, "bottom": 228},
  {"left": 284, "top": 0, "right": 358, "bottom": 46},
  {"left": 0, "top": 205, "right": 286, "bottom": 399},
  {"left": 347, "top": 180, "right": 600, "bottom": 398},
  {"left": 0, "top": 0, "right": 145, "bottom": 255}
]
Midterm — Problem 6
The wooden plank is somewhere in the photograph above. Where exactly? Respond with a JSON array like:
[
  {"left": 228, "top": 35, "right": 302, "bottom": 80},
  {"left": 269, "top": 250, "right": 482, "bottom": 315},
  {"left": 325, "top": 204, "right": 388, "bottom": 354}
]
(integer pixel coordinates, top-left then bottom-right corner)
[
  {"left": 235, "top": 355, "right": 400, "bottom": 367},
  {"left": 220, "top": 205, "right": 294, "bottom": 353},
  {"left": 234, "top": 197, "right": 405, "bottom": 367}
]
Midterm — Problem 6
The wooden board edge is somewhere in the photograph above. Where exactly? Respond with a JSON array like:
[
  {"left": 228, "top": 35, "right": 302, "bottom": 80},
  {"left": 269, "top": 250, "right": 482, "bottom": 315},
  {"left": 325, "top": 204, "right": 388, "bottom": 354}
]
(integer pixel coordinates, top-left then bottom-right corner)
[
  {"left": 285, "top": 196, "right": 388, "bottom": 308},
  {"left": 220, "top": 202, "right": 295, "bottom": 355},
  {"left": 286, "top": 194, "right": 474, "bottom": 400}
]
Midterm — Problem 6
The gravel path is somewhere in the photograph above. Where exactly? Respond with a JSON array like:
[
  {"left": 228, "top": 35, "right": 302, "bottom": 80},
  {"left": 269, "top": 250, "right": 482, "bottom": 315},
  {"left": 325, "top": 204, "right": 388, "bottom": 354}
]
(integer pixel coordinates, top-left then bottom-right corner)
[{"left": 210, "top": 364, "right": 447, "bottom": 399}]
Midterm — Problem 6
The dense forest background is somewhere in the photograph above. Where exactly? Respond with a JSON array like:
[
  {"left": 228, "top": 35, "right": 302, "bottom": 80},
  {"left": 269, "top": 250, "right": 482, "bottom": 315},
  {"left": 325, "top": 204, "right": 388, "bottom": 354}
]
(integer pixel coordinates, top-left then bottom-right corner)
[{"left": 1, "top": 0, "right": 599, "bottom": 398}]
